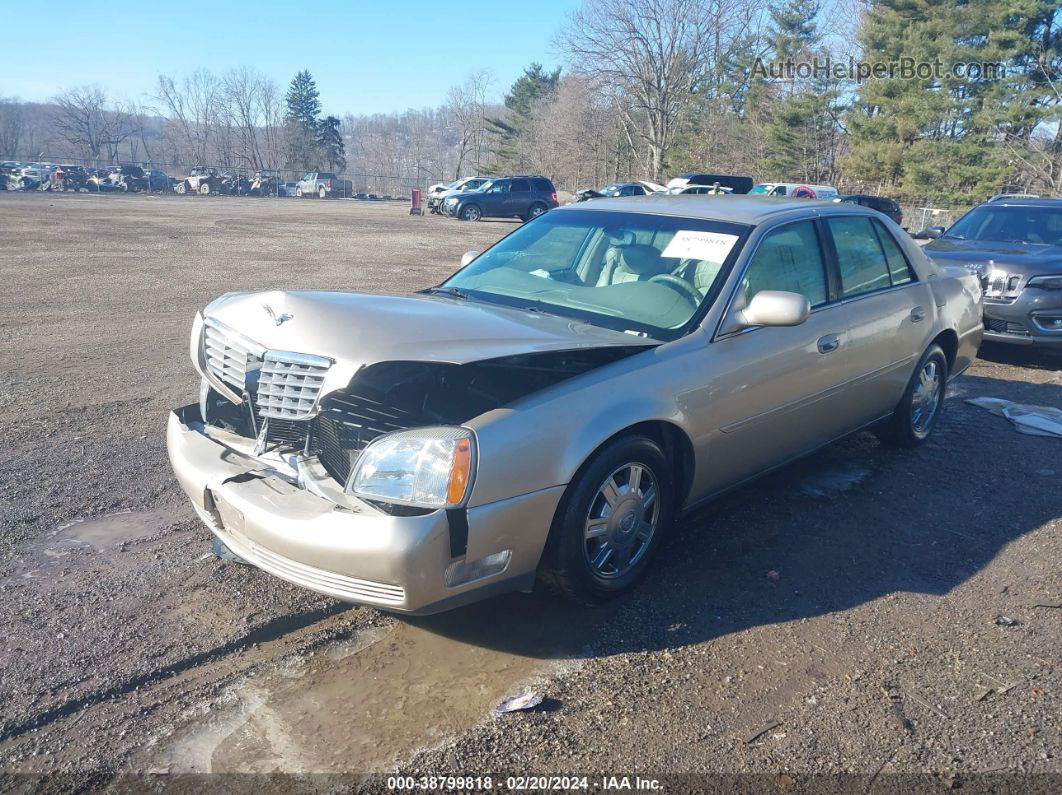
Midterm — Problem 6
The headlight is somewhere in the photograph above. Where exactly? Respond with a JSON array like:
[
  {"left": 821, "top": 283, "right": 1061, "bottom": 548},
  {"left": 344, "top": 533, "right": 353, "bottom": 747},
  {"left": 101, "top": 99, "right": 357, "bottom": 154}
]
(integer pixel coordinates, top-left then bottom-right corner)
[
  {"left": 347, "top": 427, "right": 476, "bottom": 509},
  {"left": 1027, "top": 275, "right": 1062, "bottom": 290},
  {"left": 446, "top": 197, "right": 458, "bottom": 204},
  {"left": 189, "top": 310, "right": 205, "bottom": 375}
]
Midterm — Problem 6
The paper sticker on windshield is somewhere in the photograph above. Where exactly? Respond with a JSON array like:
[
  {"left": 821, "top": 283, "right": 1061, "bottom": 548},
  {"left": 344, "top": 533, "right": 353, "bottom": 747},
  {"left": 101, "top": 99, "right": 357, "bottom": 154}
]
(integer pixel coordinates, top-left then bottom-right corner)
[{"left": 661, "top": 231, "right": 739, "bottom": 262}]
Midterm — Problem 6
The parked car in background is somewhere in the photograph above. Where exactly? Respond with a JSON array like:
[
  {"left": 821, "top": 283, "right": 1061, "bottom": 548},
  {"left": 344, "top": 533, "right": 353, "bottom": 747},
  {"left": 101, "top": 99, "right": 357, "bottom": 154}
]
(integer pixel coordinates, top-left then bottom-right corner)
[
  {"left": 430, "top": 177, "right": 491, "bottom": 213},
  {"left": 279, "top": 181, "right": 298, "bottom": 197},
  {"left": 220, "top": 172, "right": 252, "bottom": 196},
  {"left": 668, "top": 184, "right": 733, "bottom": 195},
  {"left": 599, "top": 182, "right": 651, "bottom": 197},
  {"left": 296, "top": 172, "right": 353, "bottom": 198},
  {"left": 573, "top": 188, "right": 605, "bottom": 202},
  {"left": 751, "top": 182, "right": 839, "bottom": 199},
  {"left": 141, "top": 168, "right": 171, "bottom": 192},
  {"left": 107, "top": 165, "right": 148, "bottom": 192},
  {"left": 444, "top": 176, "right": 558, "bottom": 221},
  {"left": 923, "top": 197, "right": 1062, "bottom": 347},
  {"left": 834, "top": 194, "right": 903, "bottom": 227},
  {"left": 250, "top": 169, "right": 282, "bottom": 196},
  {"left": 57, "top": 165, "right": 89, "bottom": 192},
  {"left": 177, "top": 167, "right": 223, "bottom": 195},
  {"left": 667, "top": 174, "right": 753, "bottom": 194},
  {"left": 169, "top": 195, "right": 981, "bottom": 613},
  {"left": 987, "top": 193, "right": 1040, "bottom": 203}
]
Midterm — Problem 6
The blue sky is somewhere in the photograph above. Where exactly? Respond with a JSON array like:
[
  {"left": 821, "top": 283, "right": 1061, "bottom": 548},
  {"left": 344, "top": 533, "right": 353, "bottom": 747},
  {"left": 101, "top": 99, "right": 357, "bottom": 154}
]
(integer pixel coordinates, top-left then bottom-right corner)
[{"left": 0, "top": 0, "right": 582, "bottom": 114}]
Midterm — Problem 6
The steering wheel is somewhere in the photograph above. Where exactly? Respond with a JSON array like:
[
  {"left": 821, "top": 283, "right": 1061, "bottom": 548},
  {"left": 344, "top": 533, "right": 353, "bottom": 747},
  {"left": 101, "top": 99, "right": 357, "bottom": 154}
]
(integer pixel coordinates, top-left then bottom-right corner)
[{"left": 648, "top": 274, "right": 703, "bottom": 305}]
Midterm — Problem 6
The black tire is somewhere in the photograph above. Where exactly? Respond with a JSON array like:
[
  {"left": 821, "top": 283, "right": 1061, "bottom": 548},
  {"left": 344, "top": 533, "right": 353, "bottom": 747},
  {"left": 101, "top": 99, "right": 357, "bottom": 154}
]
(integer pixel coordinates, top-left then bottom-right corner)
[
  {"left": 524, "top": 203, "right": 547, "bottom": 222},
  {"left": 877, "top": 343, "right": 948, "bottom": 448},
  {"left": 537, "top": 435, "right": 674, "bottom": 604},
  {"left": 459, "top": 204, "right": 482, "bottom": 221}
]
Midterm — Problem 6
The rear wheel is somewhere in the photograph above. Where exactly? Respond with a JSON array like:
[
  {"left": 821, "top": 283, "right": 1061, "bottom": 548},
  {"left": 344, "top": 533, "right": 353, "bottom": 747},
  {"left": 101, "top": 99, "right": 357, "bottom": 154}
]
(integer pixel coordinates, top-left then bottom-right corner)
[
  {"left": 176, "top": 181, "right": 187, "bottom": 195},
  {"left": 538, "top": 435, "right": 673, "bottom": 603},
  {"left": 199, "top": 182, "right": 211, "bottom": 196},
  {"left": 459, "top": 204, "right": 482, "bottom": 221},
  {"left": 524, "top": 203, "right": 547, "bottom": 221},
  {"left": 877, "top": 343, "right": 948, "bottom": 447},
  {"left": 319, "top": 185, "right": 327, "bottom": 199}
]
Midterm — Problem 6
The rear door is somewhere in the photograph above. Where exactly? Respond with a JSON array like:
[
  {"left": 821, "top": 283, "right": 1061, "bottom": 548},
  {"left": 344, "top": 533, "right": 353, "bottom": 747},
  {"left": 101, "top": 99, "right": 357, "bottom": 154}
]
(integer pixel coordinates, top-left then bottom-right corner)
[
  {"left": 689, "top": 219, "right": 861, "bottom": 497},
  {"left": 509, "top": 178, "right": 532, "bottom": 215},
  {"left": 824, "top": 214, "right": 933, "bottom": 421}
]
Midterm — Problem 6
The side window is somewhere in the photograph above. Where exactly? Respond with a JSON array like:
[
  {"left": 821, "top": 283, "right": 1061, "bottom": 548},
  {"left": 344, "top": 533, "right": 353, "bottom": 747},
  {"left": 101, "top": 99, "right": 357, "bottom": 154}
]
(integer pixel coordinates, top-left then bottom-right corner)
[
  {"left": 871, "top": 219, "right": 915, "bottom": 285},
  {"left": 770, "top": 186, "right": 786, "bottom": 196},
  {"left": 532, "top": 178, "right": 553, "bottom": 192},
  {"left": 827, "top": 216, "right": 891, "bottom": 297},
  {"left": 510, "top": 178, "right": 531, "bottom": 192},
  {"left": 742, "top": 221, "right": 828, "bottom": 307},
  {"left": 487, "top": 180, "right": 510, "bottom": 193}
]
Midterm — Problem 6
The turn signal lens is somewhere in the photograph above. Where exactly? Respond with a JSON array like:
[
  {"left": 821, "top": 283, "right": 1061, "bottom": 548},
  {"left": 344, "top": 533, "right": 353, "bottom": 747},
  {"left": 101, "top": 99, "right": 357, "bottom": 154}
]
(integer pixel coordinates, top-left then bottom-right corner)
[{"left": 448, "top": 437, "right": 472, "bottom": 505}]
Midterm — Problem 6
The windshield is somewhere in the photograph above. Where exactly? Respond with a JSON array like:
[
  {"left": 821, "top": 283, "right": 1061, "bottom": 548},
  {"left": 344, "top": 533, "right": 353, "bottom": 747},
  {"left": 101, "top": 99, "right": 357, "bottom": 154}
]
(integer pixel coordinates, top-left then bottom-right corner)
[
  {"left": 441, "top": 209, "right": 749, "bottom": 339},
  {"left": 945, "top": 205, "right": 1062, "bottom": 245}
]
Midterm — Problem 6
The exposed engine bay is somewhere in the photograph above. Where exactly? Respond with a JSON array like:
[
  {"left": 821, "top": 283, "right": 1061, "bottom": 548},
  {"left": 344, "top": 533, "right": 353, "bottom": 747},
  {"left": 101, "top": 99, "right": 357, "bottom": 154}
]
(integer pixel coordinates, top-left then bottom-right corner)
[{"left": 202, "top": 346, "right": 652, "bottom": 494}]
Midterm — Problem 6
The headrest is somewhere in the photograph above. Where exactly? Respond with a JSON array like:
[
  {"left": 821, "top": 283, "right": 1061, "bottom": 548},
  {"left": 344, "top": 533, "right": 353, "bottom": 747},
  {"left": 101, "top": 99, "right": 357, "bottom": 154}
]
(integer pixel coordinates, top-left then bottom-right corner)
[{"left": 620, "top": 243, "right": 665, "bottom": 275}]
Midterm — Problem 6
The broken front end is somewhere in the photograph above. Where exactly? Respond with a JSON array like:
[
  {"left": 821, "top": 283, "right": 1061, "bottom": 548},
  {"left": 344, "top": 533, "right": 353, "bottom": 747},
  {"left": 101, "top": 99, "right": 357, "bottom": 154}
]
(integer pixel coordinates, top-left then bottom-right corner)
[{"left": 168, "top": 313, "right": 645, "bottom": 613}]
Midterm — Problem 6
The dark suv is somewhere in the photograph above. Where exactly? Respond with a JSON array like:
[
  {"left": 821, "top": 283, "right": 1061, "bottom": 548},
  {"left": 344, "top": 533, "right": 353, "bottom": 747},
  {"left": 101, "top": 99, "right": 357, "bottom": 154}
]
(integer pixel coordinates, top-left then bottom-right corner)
[
  {"left": 834, "top": 194, "right": 903, "bottom": 227},
  {"left": 444, "top": 176, "right": 557, "bottom": 222}
]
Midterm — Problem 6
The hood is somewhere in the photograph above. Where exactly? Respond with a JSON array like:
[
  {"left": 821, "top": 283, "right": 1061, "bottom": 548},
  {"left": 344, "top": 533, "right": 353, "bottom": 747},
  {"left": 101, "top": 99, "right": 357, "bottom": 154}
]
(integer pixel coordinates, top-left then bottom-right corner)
[
  {"left": 924, "top": 237, "right": 1062, "bottom": 276},
  {"left": 204, "top": 290, "right": 655, "bottom": 371}
]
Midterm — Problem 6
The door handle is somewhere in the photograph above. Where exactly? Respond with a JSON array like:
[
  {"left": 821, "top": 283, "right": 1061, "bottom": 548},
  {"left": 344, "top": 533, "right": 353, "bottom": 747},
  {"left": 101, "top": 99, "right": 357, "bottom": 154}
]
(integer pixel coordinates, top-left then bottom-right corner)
[
  {"left": 817, "top": 334, "right": 840, "bottom": 354},
  {"left": 910, "top": 306, "right": 926, "bottom": 323}
]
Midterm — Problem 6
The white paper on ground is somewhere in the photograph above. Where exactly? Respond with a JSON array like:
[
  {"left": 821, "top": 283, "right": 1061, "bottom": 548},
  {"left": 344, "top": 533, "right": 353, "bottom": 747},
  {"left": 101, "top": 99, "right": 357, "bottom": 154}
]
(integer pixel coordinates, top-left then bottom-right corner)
[
  {"left": 966, "top": 396, "right": 1062, "bottom": 438},
  {"left": 661, "top": 231, "right": 739, "bottom": 263}
]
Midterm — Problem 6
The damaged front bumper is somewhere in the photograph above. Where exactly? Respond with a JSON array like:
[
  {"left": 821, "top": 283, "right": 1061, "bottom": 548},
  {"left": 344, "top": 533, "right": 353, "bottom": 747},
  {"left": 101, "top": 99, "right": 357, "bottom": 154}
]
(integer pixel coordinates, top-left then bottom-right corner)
[{"left": 167, "top": 404, "right": 563, "bottom": 614}]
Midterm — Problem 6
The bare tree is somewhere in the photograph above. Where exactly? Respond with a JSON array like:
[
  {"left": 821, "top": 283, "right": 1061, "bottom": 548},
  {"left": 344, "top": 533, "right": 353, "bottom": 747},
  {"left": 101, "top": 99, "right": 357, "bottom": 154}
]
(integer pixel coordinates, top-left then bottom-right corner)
[
  {"left": 0, "top": 97, "right": 25, "bottom": 157},
  {"left": 155, "top": 69, "right": 221, "bottom": 166},
  {"left": 51, "top": 86, "right": 117, "bottom": 162},
  {"left": 446, "top": 70, "right": 493, "bottom": 179},
  {"left": 559, "top": 0, "right": 746, "bottom": 179}
]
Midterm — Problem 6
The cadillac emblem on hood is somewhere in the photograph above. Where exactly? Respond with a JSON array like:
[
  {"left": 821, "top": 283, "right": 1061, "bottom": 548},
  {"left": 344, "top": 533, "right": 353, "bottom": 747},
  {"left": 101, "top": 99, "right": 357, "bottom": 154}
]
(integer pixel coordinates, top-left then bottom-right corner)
[{"left": 263, "top": 304, "right": 293, "bottom": 326}]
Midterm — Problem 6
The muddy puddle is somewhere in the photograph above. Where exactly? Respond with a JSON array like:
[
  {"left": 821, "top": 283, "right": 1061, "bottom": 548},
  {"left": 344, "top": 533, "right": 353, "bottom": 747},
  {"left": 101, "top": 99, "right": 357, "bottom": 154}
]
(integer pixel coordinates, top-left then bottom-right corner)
[
  {"left": 4, "top": 506, "right": 189, "bottom": 584},
  {"left": 147, "top": 596, "right": 601, "bottom": 773}
]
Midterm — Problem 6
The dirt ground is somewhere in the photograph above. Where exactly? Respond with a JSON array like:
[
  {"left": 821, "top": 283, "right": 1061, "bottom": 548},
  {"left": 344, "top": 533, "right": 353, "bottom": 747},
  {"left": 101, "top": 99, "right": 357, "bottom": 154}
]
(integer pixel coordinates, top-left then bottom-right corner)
[{"left": 0, "top": 192, "right": 1059, "bottom": 792}]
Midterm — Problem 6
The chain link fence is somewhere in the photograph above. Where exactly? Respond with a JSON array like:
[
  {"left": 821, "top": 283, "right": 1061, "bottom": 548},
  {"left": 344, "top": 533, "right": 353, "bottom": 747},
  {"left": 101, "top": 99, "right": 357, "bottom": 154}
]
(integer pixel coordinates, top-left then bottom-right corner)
[{"left": 2, "top": 153, "right": 424, "bottom": 200}]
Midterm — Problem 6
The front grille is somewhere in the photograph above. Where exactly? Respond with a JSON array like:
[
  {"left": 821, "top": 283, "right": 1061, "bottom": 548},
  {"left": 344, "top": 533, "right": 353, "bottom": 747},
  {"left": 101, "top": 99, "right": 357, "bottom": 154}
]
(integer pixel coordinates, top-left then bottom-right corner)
[
  {"left": 985, "top": 318, "right": 1028, "bottom": 336},
  {"left": 203, "top": 318, "right": 263, "bottom": 392},
  {"left": 257, "top": 351, "right": 332, "bottom": 420},
  {"left": 314, "top": 388, "right": 421, "bottom": 485}
]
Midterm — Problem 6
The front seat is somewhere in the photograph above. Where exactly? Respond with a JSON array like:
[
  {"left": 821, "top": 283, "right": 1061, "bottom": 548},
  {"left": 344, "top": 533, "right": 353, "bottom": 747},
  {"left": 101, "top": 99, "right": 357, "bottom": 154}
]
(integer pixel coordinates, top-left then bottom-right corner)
[{"left": 604, "top": 243, "right": 667, "bottom": 285}]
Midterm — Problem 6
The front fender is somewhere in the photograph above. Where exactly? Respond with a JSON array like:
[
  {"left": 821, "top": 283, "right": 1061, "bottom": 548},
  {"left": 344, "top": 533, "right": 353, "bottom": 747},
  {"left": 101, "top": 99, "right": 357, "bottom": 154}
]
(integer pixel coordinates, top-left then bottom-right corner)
[{"left": 466, "top": 342, "right": 701, "bottom": 508}]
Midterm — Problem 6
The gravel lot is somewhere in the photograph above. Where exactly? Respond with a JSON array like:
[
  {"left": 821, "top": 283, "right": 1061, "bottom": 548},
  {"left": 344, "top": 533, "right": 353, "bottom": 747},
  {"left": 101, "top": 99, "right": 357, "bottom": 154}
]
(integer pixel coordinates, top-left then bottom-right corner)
[{"left": 0, "top": 192, "right": 1059, "bottom": 791}]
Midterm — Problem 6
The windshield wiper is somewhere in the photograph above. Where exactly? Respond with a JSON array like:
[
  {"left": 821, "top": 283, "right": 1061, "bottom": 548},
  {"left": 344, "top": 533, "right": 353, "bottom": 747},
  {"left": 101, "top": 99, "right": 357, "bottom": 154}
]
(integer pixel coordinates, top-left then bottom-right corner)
[
  {"left": 942, "top": 233, "right": 965, "bottom": 240},
  {"left": 422, "top": 286, "right": 470, "bottom": 300}
]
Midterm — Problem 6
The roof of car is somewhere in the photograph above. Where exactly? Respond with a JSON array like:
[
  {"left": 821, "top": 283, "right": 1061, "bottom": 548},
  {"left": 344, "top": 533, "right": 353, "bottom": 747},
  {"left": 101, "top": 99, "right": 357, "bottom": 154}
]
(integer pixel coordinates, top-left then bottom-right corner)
[
  {"left": 980, "top": 196, "right": 1062, "bottom": 208},
  {"left": 557, "top": 194, "right": 858, "bottom": 225}
]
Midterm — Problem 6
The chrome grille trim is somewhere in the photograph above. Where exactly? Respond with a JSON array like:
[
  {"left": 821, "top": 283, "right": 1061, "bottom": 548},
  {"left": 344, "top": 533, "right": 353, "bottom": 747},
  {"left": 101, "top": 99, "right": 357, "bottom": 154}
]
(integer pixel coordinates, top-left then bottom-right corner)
[
  {"left": 203, "top": 317, "right": 265, "bottom": 393},
  {"left": 257, "top": 350, "right": 333, "bottom": 421}
]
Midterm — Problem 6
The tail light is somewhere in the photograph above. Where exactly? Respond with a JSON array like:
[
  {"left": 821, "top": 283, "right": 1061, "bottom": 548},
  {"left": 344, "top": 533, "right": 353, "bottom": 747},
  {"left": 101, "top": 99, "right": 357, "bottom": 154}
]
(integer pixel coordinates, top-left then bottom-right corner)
[
  {"left": 551, "top": 192, "right": 557, "bottom": 203},
  {"left": 325, "top": 179, "right": 333, "bottom": 188}
]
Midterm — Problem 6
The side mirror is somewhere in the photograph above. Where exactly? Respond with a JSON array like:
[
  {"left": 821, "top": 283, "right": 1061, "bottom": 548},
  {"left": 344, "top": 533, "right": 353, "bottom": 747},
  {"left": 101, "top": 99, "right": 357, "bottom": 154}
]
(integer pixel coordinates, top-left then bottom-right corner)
[
  {"left": 924, "top": 226, "right": 945, "bottom": 239},
  {"left": 460, "top": 250, "right": 480, "bottom": 267},
  {"left": 728, "top": 290, "right": 810, "bottom": 331}
]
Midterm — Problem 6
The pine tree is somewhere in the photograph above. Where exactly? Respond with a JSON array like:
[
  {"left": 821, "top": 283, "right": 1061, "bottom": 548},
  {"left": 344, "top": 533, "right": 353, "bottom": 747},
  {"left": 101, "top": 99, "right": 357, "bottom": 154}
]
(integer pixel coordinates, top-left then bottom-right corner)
[
  {"left": 486, "top": 63, "right": 561, "bottom": 172},
  {"left": 842, "top": 0, "right": 1049, "bottom": 202},
  {"left": 285, "top": 70, "right": 323, "bottom": 170},
  {"left": 316, "top": 115, "right": 346, "bottom": 171},
  {"left": 286, "top": 70, "right": 322, "bottom": 131}
]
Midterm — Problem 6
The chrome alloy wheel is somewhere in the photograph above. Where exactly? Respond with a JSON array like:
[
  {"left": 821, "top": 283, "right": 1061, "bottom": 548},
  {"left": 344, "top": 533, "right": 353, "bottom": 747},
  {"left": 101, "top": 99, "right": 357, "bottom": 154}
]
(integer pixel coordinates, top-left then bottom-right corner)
[
  {"left": 911, "top": 359, "right": 943, "bottom": 435},
  {"left": 583, "top": 463, "right": 660, "bottom": 578}
]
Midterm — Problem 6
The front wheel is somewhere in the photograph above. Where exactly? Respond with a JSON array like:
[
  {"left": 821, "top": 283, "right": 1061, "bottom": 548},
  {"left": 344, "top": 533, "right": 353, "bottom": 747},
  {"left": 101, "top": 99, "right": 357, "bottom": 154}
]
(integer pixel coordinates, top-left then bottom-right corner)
[
  {"left": 537, "top": 435, "right": 674, "bottom": 603},
  {"left": 176, "top": 181, "right": 187, "bottom": 195},
  {"left": 199, "top": 182, "right": 211, "bottom": 195},
  {"left": 295, "top": 187, "right": 303, "bottom": 198},
  {"left": 877, "top": 343, "right": 948, "bottom": 447},
  {"left": 459, "top": 204, "right": 482, "bottom": 221}
]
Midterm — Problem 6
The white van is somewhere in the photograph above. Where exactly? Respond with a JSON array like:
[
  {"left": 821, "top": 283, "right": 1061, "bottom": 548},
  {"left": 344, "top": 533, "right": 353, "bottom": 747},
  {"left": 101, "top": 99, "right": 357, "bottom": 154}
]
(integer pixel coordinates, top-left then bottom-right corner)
[{"left": 751, "top": 182, "right": 838, "bottom": 199}]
